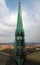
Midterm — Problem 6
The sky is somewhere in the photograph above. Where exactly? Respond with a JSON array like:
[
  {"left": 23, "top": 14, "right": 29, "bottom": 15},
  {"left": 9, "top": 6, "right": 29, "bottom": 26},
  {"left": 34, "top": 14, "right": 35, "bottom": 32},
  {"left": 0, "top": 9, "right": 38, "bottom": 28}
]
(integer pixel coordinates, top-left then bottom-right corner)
[{"left": 0, "top": 0, "right": 40, "bottom": 43}]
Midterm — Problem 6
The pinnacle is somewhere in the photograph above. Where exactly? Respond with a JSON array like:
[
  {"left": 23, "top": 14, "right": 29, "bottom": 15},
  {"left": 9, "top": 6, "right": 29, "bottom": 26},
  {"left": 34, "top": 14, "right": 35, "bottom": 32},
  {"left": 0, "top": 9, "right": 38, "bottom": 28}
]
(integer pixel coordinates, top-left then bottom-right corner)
[{"left": 16, "top": 0, "right": 23, "bottom": 33}]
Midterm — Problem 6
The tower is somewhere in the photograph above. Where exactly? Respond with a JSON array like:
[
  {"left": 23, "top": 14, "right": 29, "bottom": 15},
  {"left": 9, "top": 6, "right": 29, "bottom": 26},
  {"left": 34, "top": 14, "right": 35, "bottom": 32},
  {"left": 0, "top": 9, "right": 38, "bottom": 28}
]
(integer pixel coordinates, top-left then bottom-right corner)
[{"left": 14, "top": 0, "right": 26, "bottom": 65}]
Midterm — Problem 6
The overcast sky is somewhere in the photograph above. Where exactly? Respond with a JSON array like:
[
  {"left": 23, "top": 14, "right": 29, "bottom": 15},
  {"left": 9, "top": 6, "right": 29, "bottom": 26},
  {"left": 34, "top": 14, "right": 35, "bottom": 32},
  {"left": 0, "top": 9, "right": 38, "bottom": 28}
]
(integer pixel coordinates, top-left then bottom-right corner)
[{"left": 0, "top": 0, "right": 40, "bottom": 43}]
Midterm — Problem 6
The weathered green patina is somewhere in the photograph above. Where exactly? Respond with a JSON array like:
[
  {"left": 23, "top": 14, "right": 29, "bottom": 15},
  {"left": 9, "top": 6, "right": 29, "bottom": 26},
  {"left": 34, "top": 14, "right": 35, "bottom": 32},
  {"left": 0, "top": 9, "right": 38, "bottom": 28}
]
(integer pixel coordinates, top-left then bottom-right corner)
[
  {"left": 16, "top": 0, "right": 23, "bottom": 33},
  {"left": 14, "top": 0, "right": 26, "bottom": 65}
]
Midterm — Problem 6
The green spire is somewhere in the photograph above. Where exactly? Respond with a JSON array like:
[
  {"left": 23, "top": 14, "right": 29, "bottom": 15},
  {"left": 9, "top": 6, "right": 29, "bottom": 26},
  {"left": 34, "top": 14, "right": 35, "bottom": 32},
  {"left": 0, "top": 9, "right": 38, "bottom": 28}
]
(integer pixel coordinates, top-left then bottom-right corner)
[
  {"left": 16, "top": 0, "right": 23, "bottom": 33},
  {"left": 14, "top": 1, "right": 26, "bottom": 65}
]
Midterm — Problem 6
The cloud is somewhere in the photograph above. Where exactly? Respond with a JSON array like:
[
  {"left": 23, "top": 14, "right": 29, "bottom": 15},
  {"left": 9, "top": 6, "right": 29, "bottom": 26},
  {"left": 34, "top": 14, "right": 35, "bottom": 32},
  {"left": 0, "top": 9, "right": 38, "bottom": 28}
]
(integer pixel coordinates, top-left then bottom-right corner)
[
  {"left": 0, "top": 0, "right": 40, "bottom": 43},
  {"left": 0, "top": 0, "right": 15, "bottom": 43},
  {"left": 24, "top": 0, "right": 40, "bottom": 43},
  {"left": 0, "top": 0, "right": 27, "bottom": 43}
]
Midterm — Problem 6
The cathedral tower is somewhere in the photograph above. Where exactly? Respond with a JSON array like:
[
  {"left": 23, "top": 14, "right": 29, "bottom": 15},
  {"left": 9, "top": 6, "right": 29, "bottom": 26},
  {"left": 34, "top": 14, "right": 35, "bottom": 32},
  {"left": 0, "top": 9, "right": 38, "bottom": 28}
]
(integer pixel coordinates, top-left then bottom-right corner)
[{"left": 14, "top": 0, "right": 26, "bottom": 65}]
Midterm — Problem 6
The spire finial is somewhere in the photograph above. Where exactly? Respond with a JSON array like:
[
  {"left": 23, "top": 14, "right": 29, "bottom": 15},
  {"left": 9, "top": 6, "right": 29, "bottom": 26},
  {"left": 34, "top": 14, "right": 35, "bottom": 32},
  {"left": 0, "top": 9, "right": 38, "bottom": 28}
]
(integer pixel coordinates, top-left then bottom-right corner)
[{"left": 19, "top": 0, "right": 21, "bottom": 4}]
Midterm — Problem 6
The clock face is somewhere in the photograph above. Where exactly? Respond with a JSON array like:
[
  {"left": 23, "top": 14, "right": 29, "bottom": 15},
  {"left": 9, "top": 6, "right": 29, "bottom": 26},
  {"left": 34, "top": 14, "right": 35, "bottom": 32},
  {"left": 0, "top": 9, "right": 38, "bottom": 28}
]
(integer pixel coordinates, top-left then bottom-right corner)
[
  {"left": 17, "top": 36, "right": 22, "bottom": 40},
  {"left": 20, "top": 36, "right": 22, "bottom": 40},
  {"left": 17, "top": 37, "right": 20, "bottom": 40}
]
